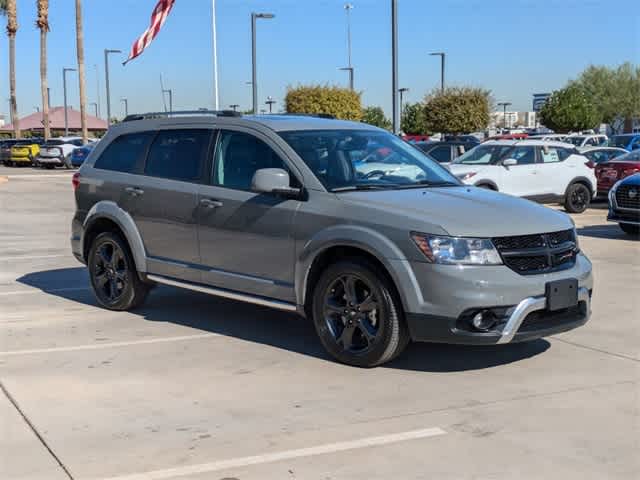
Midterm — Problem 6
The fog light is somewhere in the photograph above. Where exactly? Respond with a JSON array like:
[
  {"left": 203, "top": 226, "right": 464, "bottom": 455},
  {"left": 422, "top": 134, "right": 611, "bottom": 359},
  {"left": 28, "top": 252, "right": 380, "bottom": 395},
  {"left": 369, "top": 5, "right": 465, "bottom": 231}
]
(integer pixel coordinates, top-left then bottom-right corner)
[{"left": 471, "top": 310, "right": 497, "bottom": 332}]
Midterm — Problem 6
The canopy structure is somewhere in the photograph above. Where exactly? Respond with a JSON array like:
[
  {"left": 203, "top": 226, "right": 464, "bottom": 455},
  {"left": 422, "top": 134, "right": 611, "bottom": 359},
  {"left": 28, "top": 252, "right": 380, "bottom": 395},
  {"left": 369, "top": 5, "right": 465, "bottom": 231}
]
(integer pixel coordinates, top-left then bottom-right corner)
[{"left": 0, "top": 107, "right": 108, "bottom": 135}]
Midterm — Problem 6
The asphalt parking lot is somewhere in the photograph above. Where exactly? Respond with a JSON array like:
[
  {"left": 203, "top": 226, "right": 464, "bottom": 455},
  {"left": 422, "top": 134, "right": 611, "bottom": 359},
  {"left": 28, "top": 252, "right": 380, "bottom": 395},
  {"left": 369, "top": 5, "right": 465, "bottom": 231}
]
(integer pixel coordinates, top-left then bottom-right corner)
[{"left": 1, "top": 167, "right": 638, "bottom": 480}]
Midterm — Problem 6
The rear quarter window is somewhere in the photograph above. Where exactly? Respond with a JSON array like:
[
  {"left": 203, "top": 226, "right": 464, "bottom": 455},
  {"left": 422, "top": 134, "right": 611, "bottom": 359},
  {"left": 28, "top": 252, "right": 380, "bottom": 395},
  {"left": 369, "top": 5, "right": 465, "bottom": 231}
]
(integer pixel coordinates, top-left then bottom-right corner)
[{"left": 94, "top": 132, "right": 154, "bottom": 173}]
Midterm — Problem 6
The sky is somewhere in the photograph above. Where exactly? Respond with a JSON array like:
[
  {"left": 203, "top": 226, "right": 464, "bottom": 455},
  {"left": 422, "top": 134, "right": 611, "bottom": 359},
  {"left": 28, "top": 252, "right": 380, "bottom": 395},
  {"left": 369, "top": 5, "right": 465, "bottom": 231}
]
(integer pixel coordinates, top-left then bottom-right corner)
[{"left": 1, "top": 0, "right": 638, "bottom": 120}]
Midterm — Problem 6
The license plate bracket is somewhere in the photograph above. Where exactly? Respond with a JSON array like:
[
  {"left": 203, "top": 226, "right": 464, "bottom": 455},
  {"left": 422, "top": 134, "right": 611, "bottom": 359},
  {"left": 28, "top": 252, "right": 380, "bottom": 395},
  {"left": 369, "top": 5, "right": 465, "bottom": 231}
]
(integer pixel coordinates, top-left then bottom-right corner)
[{"left": 546, "top": 278, "right": 578, "bottom": 311}]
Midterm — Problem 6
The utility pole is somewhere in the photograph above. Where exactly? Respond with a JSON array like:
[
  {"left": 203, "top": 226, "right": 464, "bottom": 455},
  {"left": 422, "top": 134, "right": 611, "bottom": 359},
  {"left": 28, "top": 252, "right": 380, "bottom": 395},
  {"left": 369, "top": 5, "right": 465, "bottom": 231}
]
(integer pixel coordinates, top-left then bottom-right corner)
[
  {"left": 104, "top": 49, "right": 121, "bottom": 124},
  {"left": 391, "top": 0, "right": 399, "bottom": 134},
  {"left": 63, "top": 67, "right": 76, "bottom": 136},
  {"left": 251, "top": 12, "right": 275, "bottom": 114}
]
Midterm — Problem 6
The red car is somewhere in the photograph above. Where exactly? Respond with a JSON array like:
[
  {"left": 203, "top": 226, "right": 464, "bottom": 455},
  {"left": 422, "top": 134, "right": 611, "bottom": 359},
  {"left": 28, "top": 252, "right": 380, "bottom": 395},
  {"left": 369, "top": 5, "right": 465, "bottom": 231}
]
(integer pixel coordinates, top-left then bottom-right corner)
[{"left": 595, "top": 150, "right": 640, "bottom": 196}]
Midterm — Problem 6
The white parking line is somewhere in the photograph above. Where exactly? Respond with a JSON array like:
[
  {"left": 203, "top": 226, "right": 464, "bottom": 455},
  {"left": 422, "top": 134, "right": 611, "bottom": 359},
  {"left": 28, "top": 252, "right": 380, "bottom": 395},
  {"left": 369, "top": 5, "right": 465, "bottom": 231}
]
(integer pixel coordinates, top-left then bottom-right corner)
[
  {"left": 100, "top": 427, "right": 446, "bottom": 480},
  {"left": 0, "top": 333, "right": 219, "bottom": 356},
  {"left": 0, "top": 254, "right": 70, "bottom": 261},
  {"left": 0, "top": 286, "right": 90, "bottom": 296},
  {"left": 6, "top": 173, "right": 74, "bottom": 179}
]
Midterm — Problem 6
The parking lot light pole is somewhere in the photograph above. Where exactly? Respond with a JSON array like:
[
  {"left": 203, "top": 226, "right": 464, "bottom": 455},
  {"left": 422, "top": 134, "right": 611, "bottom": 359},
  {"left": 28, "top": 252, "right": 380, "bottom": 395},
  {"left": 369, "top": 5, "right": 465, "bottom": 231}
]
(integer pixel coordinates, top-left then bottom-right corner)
[
  {"left": 497, "top": 102, "right": 512, "bottom": 131},
  {"left": 399, "top": 87, "right": 409, "bottom": 125},
  {"left": 338, "top": 67, "right": 354, "bottom": 91},
  {"left": 265, "top": 96, "right": 276, "bottom": 113},
  {"left": 429, "top": 52, "right": 445, "bottom": 92},
  {"left": 391, "top": 0, "right": 399, "bottom": 134},
  {"left": 251, "top": 12, "right": 275, "bottom": 114},
  {"left": 229, "top": 104, "right": 239, "bottom": 111},
  {"left": 90, "top": 102, "right": 98, "bottom": 117},
  {"left": 104, "top": 49, "right": 122, "bottom": 125},
  {"left": 163, "top": 89, "right": 173, "bottom": 112},
  {"left": 121, "top": 98, "right": 128, "bottom": 117},
  {"left": 63, "top": 67, "right": 77, "bottom": 136}
]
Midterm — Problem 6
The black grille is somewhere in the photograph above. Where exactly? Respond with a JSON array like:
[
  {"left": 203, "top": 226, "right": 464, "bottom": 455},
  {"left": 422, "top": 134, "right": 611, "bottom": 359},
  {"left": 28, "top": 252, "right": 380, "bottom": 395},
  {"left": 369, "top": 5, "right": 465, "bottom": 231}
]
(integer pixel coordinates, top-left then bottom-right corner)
[
  {"left": 519, "top": 304, "right": 587, "bottom": 332},
  {"left": 616, "top": 185, "right": 640, "bottom": 210},
  {"left": 492, "top": 229, "right": 577, "bottom": 275}
]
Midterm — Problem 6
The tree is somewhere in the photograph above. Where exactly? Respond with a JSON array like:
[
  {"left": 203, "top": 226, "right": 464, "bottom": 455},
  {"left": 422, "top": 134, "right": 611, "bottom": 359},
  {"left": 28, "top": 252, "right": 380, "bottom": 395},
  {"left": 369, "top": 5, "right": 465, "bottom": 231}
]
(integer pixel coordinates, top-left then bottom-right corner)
[
  {"left": 423, "top": 87, "right": 490, "bottom": 134},
  {"left": 1, "top": 0, "right": 21, "bottom": 138},
  {"left": 36, "top": 0, "right": 50, "bottom": 140},
  {"left": 572, "top": 63, "right": 640, "bottom": 133},
  {"left": 285, "top": 85, "right": 362, "bottom": 121},
  {"left": 401, "top": 102, "right": 427, "bottom": 134},
  {"left": 538, "top": 84, "right": 600, "bottom": 133},
  {"left": 75, "top": 0, "right": 88, "bottom": 143},
  {"left": 361, "top": 106, "right": 391, "bottom": 130}
]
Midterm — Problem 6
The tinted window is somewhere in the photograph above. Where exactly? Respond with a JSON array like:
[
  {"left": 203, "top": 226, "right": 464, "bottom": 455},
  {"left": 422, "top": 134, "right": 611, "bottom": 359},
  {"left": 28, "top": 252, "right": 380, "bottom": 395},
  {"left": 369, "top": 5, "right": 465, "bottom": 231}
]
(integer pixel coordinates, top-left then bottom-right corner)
[
  {"left": 454, "top": 145, "right": 512, "bottom": 165},
  {"left": 609, "top": 135, "right": 632, "bottom": 148},
  {"left": 94, "top": 132, "right": 153, "bottom": 173},
  {"left": 511, "top": 146, "right": 536, "bottom": 165},
  {"left": 144, "top": 129, "right": 210, "bottom": 182},
  {"left": 427, "top": 145, "right": 452, "bottom": 163},
  {"left": 213, "top": 131, "right": 290, "bottom": 190}
]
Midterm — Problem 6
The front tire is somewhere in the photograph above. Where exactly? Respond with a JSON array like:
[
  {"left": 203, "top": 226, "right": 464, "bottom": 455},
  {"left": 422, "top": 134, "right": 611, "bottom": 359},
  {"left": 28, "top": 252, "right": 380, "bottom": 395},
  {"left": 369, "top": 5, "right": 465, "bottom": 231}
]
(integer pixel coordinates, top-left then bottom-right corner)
[
  {"left": 88, "top": 232, "right": 149, "bottom": 311},
  {"left": 564, "top": 183, "right": 591, "bottom": 213},
  {"left": 619, "top": 223, "right": 640, "bottom": 236},
  {"left": 311, "top": 260, "right": 409, "bottom": 367}
]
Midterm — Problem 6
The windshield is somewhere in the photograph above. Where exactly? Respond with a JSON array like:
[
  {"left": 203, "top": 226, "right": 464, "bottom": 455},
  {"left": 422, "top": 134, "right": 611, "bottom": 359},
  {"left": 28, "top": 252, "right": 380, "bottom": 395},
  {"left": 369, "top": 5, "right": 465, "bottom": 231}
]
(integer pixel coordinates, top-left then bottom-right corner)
[
  {"left": 452, "top": 144, "right": 512, "bottom": 165},
  {"left": 609, "top": 135, "right": 632, "bottom": 148},
  {"left": 564, "top": 136, "right": 585, "bottom": 146},
  {"left": 278, "top": 129, "right": 460, "bottom": 191}
]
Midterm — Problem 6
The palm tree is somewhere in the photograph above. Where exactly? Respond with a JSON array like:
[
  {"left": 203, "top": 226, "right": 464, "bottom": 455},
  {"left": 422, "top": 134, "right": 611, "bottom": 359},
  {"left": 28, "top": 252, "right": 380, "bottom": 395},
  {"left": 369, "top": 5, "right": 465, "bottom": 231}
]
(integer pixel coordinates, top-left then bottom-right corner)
[
  {"left": 75, "top": 0, "right": 88, "bottom": 143},
  {"left": 36, "top": 0, "right": 50, "bottom": 140},
  {"left": 1, "top": 0, "right": 21, "bottom": 138}
]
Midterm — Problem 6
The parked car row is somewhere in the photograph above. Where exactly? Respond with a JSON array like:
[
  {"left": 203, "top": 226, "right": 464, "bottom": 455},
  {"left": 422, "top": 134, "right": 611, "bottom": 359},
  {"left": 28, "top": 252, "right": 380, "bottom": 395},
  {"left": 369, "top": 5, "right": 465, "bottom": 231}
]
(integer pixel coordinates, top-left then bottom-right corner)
[{"left": 0, "top": 137, "right": 96, "bottom": 168}]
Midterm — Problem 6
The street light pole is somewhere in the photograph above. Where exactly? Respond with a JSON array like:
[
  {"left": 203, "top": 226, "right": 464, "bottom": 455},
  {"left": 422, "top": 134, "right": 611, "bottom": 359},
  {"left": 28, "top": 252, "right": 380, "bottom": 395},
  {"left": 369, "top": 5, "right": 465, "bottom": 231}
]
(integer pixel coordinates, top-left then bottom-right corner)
[
  {"left": 339, "top": 67, "right": 354, "bottom": 91},
  {"left": 121, "top": 98, "right": 128, "bottom": 117},
  {"left": 229, "top": 104, "right": 239, "bottom": 112},
  {"left": 47, "top": 88, "right": 51, "bottom": 108},
  {"left": 344, "top": 3, "right": 354, "bottom": 90},
  {"left": 63, "top": 67, "right": 76, "bottom": 136},
  {"left": 90, "top": 102, "right": 98, "bottom": 117},
  {"left": 104, "top": 49, "right": 122, "bottom": 125},
  {"left": 429, "top": 52, "right": 445, "bottom": 92},
  {"left": 251, "top": 12, "right": 275, "bottom": 114},
  {"left": 94, "top": 64, "right": 101, "bottom": 118},
  {"left": 398, "top": 87, "right": 409, "bottom": 126},
  {"left": 497, "top": 102, "right": 512, "bottom": 131},
  {"left": 265, "top": 96, "right": 276, "bottom": 113},
  {"left": 391, "top": 0, "right": 399, "bottom": 134}
]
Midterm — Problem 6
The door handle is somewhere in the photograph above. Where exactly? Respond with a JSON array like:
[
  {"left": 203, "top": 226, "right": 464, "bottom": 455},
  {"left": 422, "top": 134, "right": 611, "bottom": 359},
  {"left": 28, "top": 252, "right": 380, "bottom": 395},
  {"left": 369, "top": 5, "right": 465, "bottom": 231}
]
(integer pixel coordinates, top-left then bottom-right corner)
[
  {"left": 200, "top": 198, "right": 223, "bottom": 209},
  {"left": 125, "top": 186, "right": 144, "bottom": 197}
]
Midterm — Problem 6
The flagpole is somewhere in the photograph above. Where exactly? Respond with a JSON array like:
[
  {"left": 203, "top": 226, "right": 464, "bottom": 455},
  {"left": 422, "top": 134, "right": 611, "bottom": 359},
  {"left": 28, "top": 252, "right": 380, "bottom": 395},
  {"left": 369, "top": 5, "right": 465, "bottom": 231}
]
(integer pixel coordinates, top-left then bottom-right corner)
[{"left": 212, "top": 0, "right": 219, "bottom": 110}]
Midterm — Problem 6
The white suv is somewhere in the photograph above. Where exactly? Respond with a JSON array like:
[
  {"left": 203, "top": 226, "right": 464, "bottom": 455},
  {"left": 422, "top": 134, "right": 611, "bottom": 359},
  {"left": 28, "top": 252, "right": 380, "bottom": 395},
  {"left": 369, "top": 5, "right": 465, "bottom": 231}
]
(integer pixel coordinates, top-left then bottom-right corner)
[
  {"left": 564, "top": 134, "right": 608, "bottom": 148},
  {"left": 448, "top": 140, "right": 597, "bottom": 213},
  {"left": 37, "top": 137, "right": 84, "bottom": 168}
]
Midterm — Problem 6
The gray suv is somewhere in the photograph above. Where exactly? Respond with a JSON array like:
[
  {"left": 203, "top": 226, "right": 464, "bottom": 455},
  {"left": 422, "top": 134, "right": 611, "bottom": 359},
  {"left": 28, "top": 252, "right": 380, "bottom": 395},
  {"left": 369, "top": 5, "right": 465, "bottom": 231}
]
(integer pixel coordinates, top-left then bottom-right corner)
[{"left": 71, "top": 112, "right": 593, "bottom": 367}]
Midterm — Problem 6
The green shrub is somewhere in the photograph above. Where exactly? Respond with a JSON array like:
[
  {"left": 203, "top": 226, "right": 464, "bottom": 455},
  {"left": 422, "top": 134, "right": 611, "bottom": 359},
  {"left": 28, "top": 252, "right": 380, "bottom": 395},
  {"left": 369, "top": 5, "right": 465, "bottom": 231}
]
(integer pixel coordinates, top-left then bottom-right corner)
[
  {"left": 361, "top": 106, "right": 391, "bottom": 130},
  {"left": 285, "top": 85, "right": 362, "bottom": 121},
  {"left": 423, "top": 87, "right": 491, "bottom": 134}
]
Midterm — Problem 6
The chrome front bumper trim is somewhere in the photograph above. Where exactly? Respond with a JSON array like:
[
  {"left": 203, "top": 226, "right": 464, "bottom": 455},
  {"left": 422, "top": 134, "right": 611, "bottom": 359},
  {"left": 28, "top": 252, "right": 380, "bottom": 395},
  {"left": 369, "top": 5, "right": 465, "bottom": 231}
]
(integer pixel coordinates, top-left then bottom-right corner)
[{"left": 497, "top": 287, "right": 590, "bottom": 344}]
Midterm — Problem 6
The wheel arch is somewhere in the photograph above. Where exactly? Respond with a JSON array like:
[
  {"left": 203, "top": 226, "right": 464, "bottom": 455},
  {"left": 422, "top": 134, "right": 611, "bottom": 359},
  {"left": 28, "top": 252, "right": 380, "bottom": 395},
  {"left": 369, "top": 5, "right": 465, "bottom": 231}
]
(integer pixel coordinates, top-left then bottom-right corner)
[
  {"left": 566, "top": 176, "right": 595, "bottom": 197},
  {"left": 473, "top": 180, "right": 498, "bottom": 190},
  {"left": 296, "top": 226, "right": 413, "bottom": 317},
  {"left": 82, "top": 201, "right": 147, "bottom": 272}
]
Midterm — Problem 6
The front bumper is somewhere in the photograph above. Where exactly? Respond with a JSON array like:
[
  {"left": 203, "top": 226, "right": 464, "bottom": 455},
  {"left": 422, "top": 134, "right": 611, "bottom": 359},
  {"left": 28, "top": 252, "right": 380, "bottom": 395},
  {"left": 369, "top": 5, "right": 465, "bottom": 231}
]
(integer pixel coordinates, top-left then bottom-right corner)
[
  {"left": 397, "top": 253, "right": 593, "bottom": 345},
  {"left": 11, "top": 155, "right": 32, "bottom": 163},
  {"left": 38, "top": 155, "right": 65, "bottom": 165}
]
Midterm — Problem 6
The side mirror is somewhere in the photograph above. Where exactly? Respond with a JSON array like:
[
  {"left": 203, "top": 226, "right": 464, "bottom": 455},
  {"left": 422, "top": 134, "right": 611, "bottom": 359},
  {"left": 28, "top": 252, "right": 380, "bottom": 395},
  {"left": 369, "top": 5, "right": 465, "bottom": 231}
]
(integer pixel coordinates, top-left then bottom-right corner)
[
  {"left": 251, "top": 168, "right": 301, "bottom": 198},
  {"left": 502, "top": 158, "right": 517, "bottom": 167}
]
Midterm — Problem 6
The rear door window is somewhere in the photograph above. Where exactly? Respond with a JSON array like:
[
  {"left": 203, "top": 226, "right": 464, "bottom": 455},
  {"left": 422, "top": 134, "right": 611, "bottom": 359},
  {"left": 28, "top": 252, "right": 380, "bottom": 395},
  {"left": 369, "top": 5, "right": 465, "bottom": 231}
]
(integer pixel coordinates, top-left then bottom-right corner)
[
  {"left": 144, "top": 129, "right": 212, "bottom": 182},
  {"left": 94, "top": 132, "right": 154, "bottom": 173},
  {"left": 511, "top": 146, "right": 536, "bottom": 165},
  {"left": 427, "top": 145, "right": 452, "bottom": 163}
]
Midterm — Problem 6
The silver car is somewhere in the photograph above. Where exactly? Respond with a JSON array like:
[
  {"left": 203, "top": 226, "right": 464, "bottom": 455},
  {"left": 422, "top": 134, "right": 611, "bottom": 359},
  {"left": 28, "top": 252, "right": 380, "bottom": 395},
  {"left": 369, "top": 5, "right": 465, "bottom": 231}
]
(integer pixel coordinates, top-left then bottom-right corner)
[{"left": 71, "top": 111, "right": 593, "bottom": 367}]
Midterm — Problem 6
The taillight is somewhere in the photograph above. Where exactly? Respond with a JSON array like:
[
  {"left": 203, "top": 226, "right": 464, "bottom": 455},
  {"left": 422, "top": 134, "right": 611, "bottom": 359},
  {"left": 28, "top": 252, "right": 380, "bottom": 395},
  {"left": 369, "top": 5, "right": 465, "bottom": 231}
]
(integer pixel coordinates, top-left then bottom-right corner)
[
  {"left": 72, "top": 172, "right": 80, "bottom": 191},
  {"left": 585, "top": 160, "right": 595, "bottom": 169}
]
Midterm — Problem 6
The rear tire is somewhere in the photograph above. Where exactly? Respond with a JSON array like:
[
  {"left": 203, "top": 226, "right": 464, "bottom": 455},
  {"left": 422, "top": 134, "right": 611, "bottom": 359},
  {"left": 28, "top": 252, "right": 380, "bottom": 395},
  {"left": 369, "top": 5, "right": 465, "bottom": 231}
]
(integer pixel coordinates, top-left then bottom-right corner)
[
  {"left": 619, "top": 223, "right": 640, "bottom": 236},
  {"left": 88, "top": 232, "right": 149, "bottom": 311},
  {"left": 564, "top": 183, "right": 591, "bottom": 213},
  {"left": 311, "top": 259, "right": 409, "bottom": 367}
]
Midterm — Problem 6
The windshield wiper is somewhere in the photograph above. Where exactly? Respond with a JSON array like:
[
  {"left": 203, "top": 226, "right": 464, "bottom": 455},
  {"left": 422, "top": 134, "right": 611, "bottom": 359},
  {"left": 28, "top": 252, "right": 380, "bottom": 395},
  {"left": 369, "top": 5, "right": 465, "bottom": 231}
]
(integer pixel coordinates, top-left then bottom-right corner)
[
  {"left": 396, "top": 180, "right": 460, "bottom": 189},
  {"left": 331, "top": 184, "right": 397, "bottom": 192}
]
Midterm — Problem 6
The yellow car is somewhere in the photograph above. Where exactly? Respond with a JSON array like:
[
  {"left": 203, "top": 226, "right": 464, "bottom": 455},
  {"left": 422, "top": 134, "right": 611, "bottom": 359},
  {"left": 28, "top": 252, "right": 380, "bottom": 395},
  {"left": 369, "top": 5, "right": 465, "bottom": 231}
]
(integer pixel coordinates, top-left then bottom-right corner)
[{"left": 9, "top": 140, "right": 42, "bottom": 166}]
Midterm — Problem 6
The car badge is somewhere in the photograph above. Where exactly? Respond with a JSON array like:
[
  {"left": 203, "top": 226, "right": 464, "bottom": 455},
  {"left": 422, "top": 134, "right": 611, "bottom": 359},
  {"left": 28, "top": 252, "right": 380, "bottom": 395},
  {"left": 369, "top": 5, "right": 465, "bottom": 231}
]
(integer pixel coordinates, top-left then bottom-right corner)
[{"left": 629, "top": 189, "right": 638, "bottom": 199}]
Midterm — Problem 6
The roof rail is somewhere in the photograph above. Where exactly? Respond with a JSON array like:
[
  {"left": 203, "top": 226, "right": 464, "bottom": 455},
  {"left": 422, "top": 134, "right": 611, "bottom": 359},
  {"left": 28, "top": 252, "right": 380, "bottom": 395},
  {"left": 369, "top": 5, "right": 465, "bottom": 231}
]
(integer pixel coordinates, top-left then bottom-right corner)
[
  {"left": 276, "top": 113, "right": 336, "bottom": 120},
  {"left": 122, "top": 110, "right": 241, "bottom": 122}
]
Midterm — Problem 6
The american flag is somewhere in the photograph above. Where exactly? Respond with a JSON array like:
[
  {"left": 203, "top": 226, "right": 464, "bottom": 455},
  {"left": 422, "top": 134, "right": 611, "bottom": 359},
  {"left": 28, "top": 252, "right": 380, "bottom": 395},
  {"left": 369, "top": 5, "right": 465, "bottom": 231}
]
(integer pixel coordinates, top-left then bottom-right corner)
[{"left": 124, "top": 0, "right": 176, "bottom": 64}]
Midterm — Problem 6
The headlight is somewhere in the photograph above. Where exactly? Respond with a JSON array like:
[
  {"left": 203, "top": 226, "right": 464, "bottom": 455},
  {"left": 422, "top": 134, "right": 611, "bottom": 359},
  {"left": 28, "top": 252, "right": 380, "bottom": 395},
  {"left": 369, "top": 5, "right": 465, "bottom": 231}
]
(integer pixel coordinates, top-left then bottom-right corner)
[
  {"left": 411, "top": 233, "right": 502, "bottom": 265},
  {"left": 456, "top": 172, "right": 477, "bottom": 181}
]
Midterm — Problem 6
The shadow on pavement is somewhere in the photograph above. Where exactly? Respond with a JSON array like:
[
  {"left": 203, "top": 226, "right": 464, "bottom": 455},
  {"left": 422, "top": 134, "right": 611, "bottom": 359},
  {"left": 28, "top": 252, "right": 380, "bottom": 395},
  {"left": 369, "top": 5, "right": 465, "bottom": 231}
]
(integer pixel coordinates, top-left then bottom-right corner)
[
  {"left": 577, "top": 224, "right": 638, "bottom": 240},
  {"left": 18, "top": 267, "right": 549, "bottom": 372}
]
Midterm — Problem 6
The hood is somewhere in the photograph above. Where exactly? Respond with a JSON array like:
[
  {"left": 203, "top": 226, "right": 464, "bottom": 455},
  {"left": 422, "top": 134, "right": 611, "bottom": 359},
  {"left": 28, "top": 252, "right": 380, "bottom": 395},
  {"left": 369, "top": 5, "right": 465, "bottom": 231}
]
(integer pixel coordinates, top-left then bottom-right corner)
[{"left": 339, "top": 186, "right": 573, "bottom": 237}]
